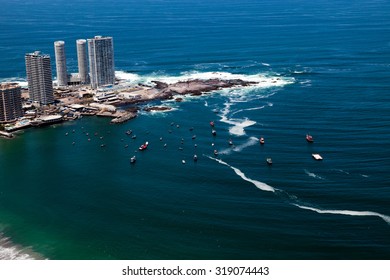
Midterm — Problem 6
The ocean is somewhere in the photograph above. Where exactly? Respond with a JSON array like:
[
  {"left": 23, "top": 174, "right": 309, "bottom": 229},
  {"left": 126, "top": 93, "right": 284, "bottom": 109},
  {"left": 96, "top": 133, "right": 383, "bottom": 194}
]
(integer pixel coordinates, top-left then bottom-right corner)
[{"left": 0, "top": 0, "right": 389, "bottom": 259}]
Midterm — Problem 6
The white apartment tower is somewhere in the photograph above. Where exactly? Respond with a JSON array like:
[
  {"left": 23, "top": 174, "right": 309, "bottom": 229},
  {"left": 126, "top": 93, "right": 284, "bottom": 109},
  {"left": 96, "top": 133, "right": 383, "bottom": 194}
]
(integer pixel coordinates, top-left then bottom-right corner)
[
  {"left": 76, "top": 39, "right": 89, "bottom": 84},
  {"left": 25, "top": 51, "right": 54, "bottom": 105},
  {"left": 87, "top": 36, "right": 115, "bottom": 89},
  {"left": 0, "top": 83, "right": 23, "bottom": 123},
  {"left": 54, "top": 41, "right": 68, "bottom": 86}
]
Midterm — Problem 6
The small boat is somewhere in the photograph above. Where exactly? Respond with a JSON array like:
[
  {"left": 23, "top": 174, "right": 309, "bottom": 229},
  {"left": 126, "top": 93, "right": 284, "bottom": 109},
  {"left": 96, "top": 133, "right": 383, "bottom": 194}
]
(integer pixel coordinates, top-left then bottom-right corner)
[
  {"left": 170, "top": 122, "right": 174, "bottom": 126},
  {"left": 312, "top": 154, "right": 323, "bottom": 160},
  {"left": 260, "top": 137, "right": 265, "bottom": 145},
  {"left": 178, "top": 147, "right": 183, "bottom": 151},
  {"left": 176, "top": 124, "right": 180, "bottom": 128},
  {"left": 65, "top": 132, "right": 68, "bottom": 136},
  {"left": 228, "top": 139, "right": 233, "bottom": 145},
  {"left": 194, "top": 144, "right": 197, "bottom": 147},
  {"left": 182, "top": 160, "right": 186, "bottom": 164},
  {"left": 131, "top": 135, "right": 137, "bottom": 139},
  {"left": 193, "top": 154, "right": 198, "bottom": 162},
  {"left": 306, "top": 134, "right": 314, "bottom": 143},
  {"left": 189, "top": 127, "right": 194, "bottom": 131},
  {"left": 266, "top": 158, "right": 272, "bottom": 165},
  {"left": 192, "top": 135, "right": 196, "bottom": 140},
  {"left": 139, "top": 142, "right": 149, "bottom": 151},
  {"left": 72, "top": 142, "right": 75, "bottom": 145},
  {"left": 210, "top": 121, "right": 215, "bottom": 127},
  {"left": 212, "top": 129, "right": 217, "bottom": 136},
  {"left": 130, "top": 156, "right": 136, "bottom": 163},
  {"left": 100, "top": 144, "right": 106, "bottom": 148},
  {"left": 214, "top": 149, "right": 218, "bottom": 156},
  {"left": 124, "top": 144, "right": 129, "bottom": 148},
  {"left": 164, "top": 143, "right": 167, "bottom": 147},
  {"left": 159, "top": 137, "right": 163, "bottom": 141},
  {"left": 125, "top": 130, "right": 132, "bottom": 135}
]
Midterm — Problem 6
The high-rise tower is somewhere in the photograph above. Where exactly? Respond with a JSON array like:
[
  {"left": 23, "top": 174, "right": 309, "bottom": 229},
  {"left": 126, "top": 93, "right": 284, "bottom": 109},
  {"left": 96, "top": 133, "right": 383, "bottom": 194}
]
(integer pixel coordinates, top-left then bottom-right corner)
[
  {"left": 54, "top": 41, "right": 68, "bottom": 86},
  {"left": 87, "top": 36, "right": 115, "bottom": 89},
  {"left": 0, "top": 83, "right": 23, "bottom": 123},
  {"left": 25, "top": 51, "right": 54, "bottom": 105},
  {"left": 76, "top": 39, "right": 89, "bottom": 84}
]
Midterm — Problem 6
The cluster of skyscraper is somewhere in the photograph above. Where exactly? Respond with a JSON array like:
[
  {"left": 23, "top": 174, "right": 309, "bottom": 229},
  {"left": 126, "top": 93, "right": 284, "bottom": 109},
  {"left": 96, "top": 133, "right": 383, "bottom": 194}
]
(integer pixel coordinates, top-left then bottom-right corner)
[
  {"left": 52, "top": 36, "right": 115, "bottom": 89},
  {"left": 0, "top": 36, "right": 115, "bottom": 123}
]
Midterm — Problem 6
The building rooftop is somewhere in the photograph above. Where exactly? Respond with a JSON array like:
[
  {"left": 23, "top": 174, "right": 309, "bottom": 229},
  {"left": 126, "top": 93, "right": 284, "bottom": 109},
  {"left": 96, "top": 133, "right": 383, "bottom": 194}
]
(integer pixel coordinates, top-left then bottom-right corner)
[{"left": 0, "top": 83, "right": 20, "bottom": 90}]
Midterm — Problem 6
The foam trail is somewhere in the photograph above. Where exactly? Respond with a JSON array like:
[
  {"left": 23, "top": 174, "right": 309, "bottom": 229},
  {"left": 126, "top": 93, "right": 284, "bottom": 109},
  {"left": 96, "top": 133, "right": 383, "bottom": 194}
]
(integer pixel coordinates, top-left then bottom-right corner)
[
  {"left": 293, "top": 204, "right": 390, "bottom": 225},
  {"left": 207, "top": 157, "right": 390, "bottom": 226},
  {"left": 219, "top": 102, "right": 257, "bottom": 136},
  {"left": 206, "top": 156, "right": 276, "bottom": 193},
  {"left": 219, "top": 137, "right": 258, "bottom": 155},
  {"left": 304, "top": 169, "right": 325, "bottom": 180},
  {"left": 231, "top": 103, "right": 273, "bottom": 117}
]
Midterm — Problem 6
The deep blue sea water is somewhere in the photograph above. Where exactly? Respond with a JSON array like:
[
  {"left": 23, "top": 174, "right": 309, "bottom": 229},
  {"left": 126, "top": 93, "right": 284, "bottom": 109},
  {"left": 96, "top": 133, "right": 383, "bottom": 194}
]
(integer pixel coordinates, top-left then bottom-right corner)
[{"left": 0, "top": 0, "right": 389, "bottom": 259}]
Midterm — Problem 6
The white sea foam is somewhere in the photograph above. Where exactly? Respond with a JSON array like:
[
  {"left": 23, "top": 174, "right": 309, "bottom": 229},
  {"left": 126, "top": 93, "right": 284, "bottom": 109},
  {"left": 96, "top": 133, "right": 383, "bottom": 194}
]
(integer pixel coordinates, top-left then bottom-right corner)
[
  {"left": 293, "top": 204, "right": 390, "bottom": 225},
  {"left": 218, "top": 102, "right": 257, "bottom": 136},
  {"left": 206, "top": 156, "right": 276, "bottom": 192},
  {"left": 304, "top": 169, "right": 325, "bottom": 180},
  {"left": 0, "top": 234, "right": 38, "bottom": 260},
  {"left": 231, "top": 103, "right": 273, "bottom": 117},
  {"left": 332, "top": 169, "right": 350, "bottom": 175},
  {"left": 219, "top": 137, "right": 258, "bottom": 155},
  {"left": 115, "top": 70, "right": 294, "bottom": 89},
  {"left": 207, "top": 158, "right": 390, "bottom": 226},
  {"left": 261, "top": 62, "right": 271, "bottom": 67}
]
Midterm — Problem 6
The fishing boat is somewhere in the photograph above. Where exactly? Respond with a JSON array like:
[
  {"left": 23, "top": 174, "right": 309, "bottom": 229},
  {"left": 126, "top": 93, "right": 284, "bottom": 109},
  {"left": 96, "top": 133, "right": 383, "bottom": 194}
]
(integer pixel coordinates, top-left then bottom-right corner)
[
  {"left": 139, "top": 142, "right": 148, "bottom": 151},
  {"left": 260, "top": 137, "right": 265, "bottom": 145},
  {"left": 130, "top": 156, "right": 136, "bottom": 163},
  {"left": 306, "top": 134, "right": 314, "bottom": 143},
  {"left": 266, "top": 158, "right": 272, "bottom": 165}
]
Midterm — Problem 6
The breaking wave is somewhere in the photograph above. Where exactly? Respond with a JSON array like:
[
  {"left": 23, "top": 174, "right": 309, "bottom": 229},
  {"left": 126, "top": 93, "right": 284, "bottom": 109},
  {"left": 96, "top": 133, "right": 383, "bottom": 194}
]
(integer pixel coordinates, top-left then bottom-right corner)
[
  {"left": 115, "top": 70, "right": 294, "bottom": 88},
  {"left": 0, "top": 233, "right": 42, "bottom": 260}
]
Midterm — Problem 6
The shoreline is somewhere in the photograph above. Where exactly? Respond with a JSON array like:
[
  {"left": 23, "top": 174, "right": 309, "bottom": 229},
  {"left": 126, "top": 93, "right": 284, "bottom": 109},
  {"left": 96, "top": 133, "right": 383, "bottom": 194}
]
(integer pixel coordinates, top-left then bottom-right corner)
[{"left": 1, "top": 75, "right": 264, "bottom": 136}]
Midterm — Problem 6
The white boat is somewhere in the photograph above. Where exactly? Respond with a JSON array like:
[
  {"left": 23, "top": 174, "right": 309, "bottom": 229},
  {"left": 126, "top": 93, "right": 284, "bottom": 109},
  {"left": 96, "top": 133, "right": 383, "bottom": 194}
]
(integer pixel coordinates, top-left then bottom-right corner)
[
  {"left": 182, "top": 160, "right": 186, "bottom": 164},
  {"left": 130, "top": 156, "right": 136, "bottom": 163},
  {"left": 193, "top": 154, "right": 198, "bottom": 162},
  {"left": 312, "top": 154, "right": 323, "bottom": 160}
]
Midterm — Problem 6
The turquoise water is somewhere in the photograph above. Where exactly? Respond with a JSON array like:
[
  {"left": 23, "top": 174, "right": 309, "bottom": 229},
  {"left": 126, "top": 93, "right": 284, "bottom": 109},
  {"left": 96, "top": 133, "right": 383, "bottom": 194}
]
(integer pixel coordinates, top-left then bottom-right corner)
[{"left": 0, "top": 0, "right": 389, "bottom": 259}]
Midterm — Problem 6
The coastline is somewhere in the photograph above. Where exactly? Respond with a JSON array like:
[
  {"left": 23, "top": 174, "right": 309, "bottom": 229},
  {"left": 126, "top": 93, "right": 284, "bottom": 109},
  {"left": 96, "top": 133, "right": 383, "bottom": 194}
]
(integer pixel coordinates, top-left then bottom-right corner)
[{"left": 1, "top": 74, "right": 277, "bottom": 136}]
